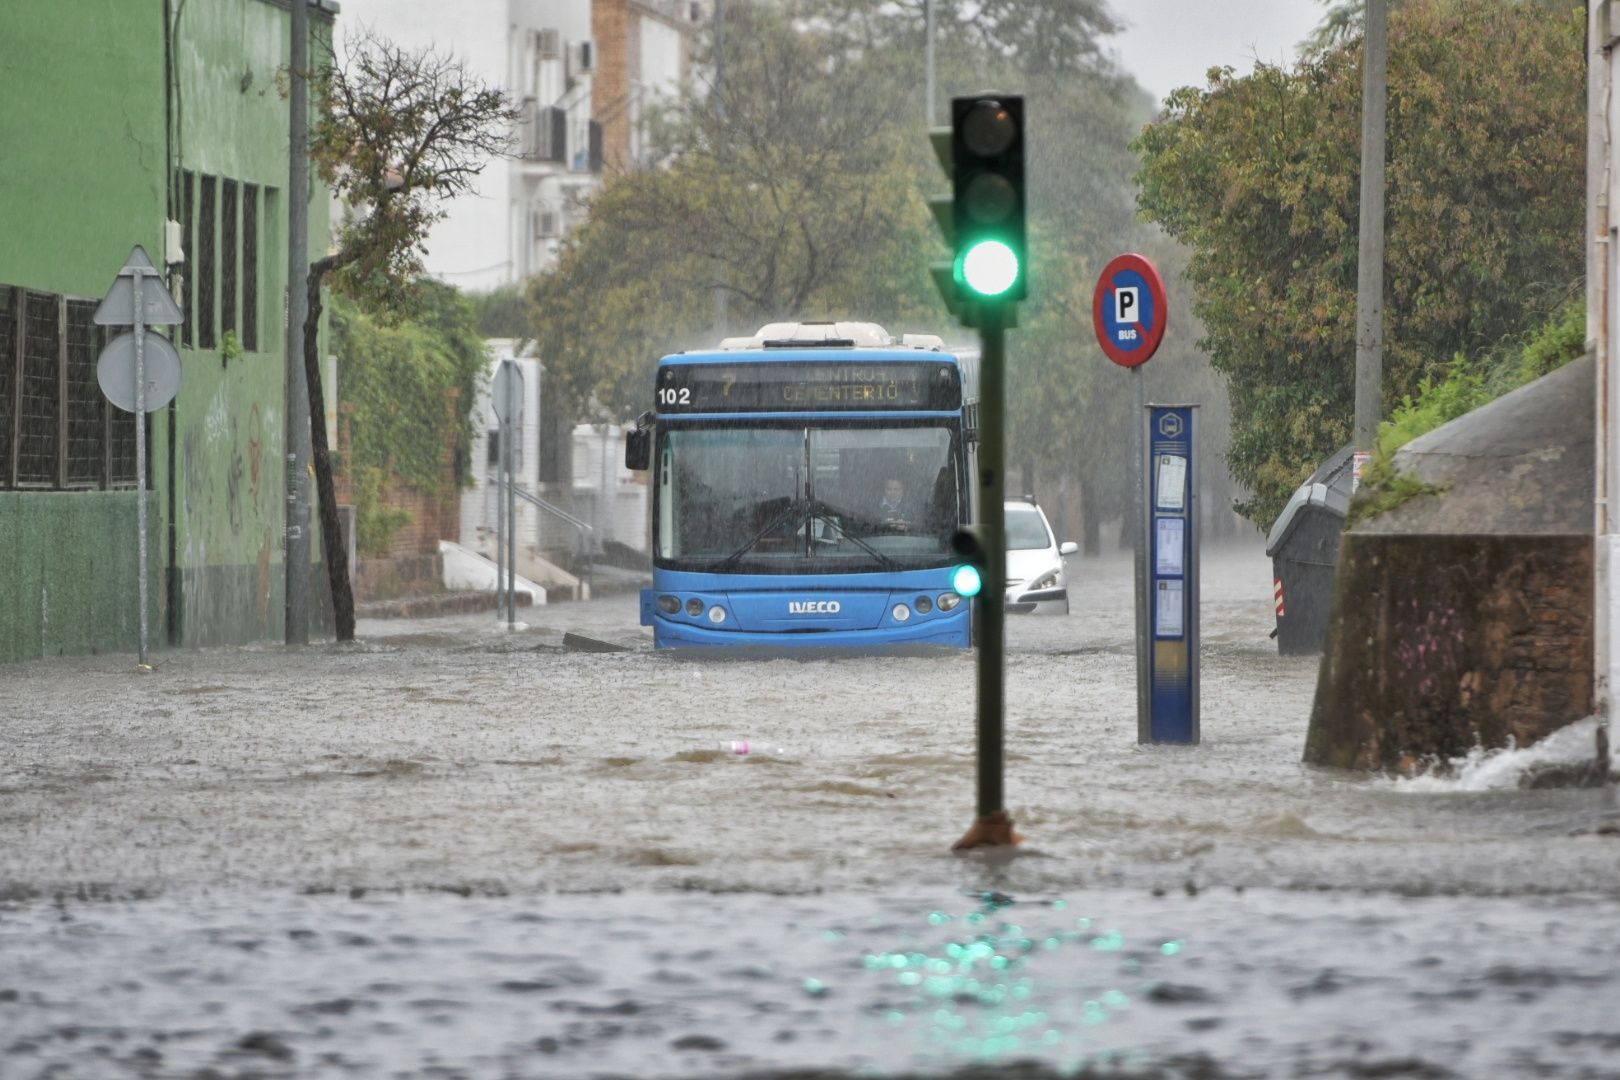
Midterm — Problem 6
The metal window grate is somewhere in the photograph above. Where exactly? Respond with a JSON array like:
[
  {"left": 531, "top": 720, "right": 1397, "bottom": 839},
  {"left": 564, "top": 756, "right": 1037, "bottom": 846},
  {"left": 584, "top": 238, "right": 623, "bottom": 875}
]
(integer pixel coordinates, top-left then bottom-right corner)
[
  {"left": 222, "top": 179, "right": 238, "bottom": 339},
  {"left": 243, "top": 183, "right": 258, "bottom": 351},
  {"left": 17, "top": 290, "right": 60, "bottom": 486},
  {"left": 0, "top": 287, "right": 14, "bottom": 486},
  {"left": 199, "top": 174, "right": 216, "bottom": 349},
  {"left": 64, "top": 298, "right": 102, "bottom": 487},
  {"left": 181, "top": 170, "right": 194, "bottom": 348},
  {"left": 0, "top": 285, "right": 146, "bottom": 490}
]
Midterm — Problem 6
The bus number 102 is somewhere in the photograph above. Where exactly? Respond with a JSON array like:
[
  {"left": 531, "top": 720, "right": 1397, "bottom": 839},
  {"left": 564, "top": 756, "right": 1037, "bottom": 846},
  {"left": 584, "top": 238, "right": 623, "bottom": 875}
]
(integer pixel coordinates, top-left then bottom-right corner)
[{"left": 658, "top": 387, "right": 692, "bottom": 406}]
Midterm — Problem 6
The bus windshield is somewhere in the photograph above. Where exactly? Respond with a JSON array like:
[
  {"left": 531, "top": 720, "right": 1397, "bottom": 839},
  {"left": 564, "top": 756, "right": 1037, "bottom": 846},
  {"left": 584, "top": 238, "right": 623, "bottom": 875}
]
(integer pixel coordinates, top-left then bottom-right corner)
[{"left": 658, "top": 424, "right": 959, "bottom": 572}]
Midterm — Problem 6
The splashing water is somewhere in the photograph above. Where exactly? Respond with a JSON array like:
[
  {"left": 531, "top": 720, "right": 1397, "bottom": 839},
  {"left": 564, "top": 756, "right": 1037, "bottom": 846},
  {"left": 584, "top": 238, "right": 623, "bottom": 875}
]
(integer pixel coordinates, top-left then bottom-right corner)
[{"left": 1386, "top": 716, "right": 1613, "bottom": 792}]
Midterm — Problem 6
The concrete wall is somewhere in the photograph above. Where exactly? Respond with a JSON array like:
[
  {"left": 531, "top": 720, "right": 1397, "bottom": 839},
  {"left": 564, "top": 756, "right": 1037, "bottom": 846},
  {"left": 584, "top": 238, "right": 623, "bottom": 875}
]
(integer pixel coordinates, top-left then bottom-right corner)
[
  {"left": 168, "top": 0, "right": 332, "bottom": 646},
  {"left": 0, "top": 0, "right": 334, "bottom": 661},
  {"left": 0, "top": 494, "right": 159, "bottom": 663}
]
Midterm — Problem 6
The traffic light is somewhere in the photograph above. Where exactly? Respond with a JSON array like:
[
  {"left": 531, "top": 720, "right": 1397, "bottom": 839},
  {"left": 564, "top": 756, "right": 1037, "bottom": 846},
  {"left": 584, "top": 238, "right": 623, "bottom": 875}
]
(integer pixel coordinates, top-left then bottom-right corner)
[
  {"left": 949, "top": 525, "right": 992, "bottom": 599},
  {"left": 932, "top": 95, "right": 1026, "bottom": 310}
]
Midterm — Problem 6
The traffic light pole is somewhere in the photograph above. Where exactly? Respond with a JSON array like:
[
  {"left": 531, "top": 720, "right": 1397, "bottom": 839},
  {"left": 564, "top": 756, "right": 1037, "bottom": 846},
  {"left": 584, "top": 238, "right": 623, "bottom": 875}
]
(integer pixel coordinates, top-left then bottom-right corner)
[{"left": 955, "top": 303, "right": 1019, "bottom": 849}]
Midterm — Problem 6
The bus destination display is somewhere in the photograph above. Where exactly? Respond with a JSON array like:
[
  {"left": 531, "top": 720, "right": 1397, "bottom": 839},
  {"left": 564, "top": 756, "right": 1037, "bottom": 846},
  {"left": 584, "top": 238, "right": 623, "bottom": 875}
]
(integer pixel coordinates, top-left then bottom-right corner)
[{"left": 656, "top": 362, "right": 962, "bottom": 413}]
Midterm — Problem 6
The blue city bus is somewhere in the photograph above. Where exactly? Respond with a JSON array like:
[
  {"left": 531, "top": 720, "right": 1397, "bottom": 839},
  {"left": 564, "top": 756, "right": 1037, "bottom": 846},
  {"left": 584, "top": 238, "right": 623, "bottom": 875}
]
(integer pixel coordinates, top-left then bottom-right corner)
[{"left": 628, "top": 322, "right": 978, "bottom": 649}]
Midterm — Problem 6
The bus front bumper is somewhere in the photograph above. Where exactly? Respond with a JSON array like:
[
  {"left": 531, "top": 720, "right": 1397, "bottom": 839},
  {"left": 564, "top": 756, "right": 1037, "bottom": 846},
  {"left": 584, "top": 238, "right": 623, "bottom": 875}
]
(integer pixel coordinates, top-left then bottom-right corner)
[{"left": 646, "top": 609, "right": 970, "bottom": 649}]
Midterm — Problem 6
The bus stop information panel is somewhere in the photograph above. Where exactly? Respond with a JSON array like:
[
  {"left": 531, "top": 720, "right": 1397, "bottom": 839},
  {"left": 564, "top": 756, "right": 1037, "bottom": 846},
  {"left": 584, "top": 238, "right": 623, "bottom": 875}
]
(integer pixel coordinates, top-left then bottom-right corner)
[{"left": 1145, "top": 404, "right": 1199, "bottom": 744}]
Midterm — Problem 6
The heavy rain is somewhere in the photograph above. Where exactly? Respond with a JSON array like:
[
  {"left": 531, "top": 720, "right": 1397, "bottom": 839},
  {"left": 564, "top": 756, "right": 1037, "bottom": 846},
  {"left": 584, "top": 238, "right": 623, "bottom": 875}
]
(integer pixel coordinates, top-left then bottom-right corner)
[
  {"left": 4, "top": 545, "right": 1619, "bottom": 1077},
  {"left": 4, "top": 0, "right": 1619, "bottom": 1078}
]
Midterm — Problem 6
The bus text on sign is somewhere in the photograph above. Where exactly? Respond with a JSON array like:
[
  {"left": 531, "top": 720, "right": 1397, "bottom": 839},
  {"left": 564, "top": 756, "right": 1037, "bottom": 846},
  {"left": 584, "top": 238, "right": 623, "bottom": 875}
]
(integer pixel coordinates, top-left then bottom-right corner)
[{"left": 1093, "top": 253, "right": 1169, "bottom": 368}]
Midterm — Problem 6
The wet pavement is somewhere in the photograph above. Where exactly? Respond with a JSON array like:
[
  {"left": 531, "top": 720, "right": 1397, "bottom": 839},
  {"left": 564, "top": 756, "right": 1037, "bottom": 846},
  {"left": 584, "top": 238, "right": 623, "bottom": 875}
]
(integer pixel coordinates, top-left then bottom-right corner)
[{"left": 2, "top": 539, "right": 1618, "bottom": 1078}]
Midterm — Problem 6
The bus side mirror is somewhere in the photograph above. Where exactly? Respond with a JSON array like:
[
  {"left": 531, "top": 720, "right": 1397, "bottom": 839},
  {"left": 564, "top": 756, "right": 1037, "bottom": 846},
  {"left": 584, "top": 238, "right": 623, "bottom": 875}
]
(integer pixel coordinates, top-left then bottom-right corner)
[{"left": 625, "top": 428, "right": 650, "bottom": 471}]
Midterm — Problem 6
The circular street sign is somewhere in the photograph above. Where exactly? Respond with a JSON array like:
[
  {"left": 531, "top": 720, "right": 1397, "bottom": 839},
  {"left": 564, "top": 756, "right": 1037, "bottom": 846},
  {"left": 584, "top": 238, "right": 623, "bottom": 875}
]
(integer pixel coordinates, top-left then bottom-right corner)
[
  {"left": 97, "top": 330, "right": 182, "bottom": 413},
  {"left": 1092, "top": 253, "right": 1169, "bottom": 368}
]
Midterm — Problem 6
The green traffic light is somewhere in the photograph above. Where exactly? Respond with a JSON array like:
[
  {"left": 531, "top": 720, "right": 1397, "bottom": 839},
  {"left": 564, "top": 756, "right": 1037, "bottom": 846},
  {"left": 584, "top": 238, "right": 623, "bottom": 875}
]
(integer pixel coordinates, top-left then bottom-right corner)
[
  {"left": 952, "top": 563, "right": 984, "bottom": 598},
  {"left": 960, "top": 239, "right": 1020, "bottom": 298}
]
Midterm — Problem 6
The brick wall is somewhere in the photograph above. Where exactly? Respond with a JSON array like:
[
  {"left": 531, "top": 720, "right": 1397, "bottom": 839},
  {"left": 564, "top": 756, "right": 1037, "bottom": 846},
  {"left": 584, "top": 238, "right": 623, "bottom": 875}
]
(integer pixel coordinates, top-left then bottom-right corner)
[
  {"left": 336, "top": 391, "right": 463, "bottom": 562},
  {"left": 592, "top": 0, "right": 631, "bottom": 171},
  {"left": 1306, "top": 534, "right": 1594, "bottom": 771}
]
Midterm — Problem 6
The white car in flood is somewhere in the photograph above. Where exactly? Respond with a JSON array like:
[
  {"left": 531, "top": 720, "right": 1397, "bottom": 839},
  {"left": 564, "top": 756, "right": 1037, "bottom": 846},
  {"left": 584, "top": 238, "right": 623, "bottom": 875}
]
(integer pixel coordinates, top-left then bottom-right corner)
[{"left": 1005, "top": 498, "right": 1078, "bottom": 614}]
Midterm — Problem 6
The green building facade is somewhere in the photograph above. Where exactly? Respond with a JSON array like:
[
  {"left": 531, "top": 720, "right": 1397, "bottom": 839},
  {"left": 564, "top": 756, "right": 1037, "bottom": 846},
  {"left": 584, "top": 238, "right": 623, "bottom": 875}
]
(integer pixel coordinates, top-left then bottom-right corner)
[{"left": 0, "top": 0, "right": 336, "bottom": 662}]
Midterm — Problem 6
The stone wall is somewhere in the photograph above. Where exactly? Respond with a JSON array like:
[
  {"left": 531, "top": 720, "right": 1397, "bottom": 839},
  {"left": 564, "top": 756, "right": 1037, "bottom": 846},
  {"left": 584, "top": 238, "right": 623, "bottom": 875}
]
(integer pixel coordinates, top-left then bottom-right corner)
[{"left": 1306, "top": 534, "right": 1592, "bottom": 771}]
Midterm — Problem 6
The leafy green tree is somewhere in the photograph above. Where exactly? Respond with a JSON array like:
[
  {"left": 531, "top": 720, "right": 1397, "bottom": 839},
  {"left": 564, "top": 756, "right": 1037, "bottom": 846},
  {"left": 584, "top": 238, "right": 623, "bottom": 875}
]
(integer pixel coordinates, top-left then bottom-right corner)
[{"left": 1134, "top": 0, "right": 1585, "bottom": 528}]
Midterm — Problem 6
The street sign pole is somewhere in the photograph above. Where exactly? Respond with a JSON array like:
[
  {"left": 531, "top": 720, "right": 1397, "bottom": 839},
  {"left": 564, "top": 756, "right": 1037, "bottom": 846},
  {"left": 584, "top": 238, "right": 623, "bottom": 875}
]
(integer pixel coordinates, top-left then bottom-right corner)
[
  {"left": 94, "top": 245, "right": 184, "bottom": 669},
  {"left": 506, "top": 396, "right": 516, "bottom": 629},
  {"left": 1092, "top": 253, "right": 1178, "bottom": 742},
  {"left": 133, "top": 268, "right": 149, "bottom": 666},
  {"left": 495, "top": 413, "right": 506, "bottom": 620},
  {"left": 1133, "top": 365, "right": 1148, "bottom": 740}
]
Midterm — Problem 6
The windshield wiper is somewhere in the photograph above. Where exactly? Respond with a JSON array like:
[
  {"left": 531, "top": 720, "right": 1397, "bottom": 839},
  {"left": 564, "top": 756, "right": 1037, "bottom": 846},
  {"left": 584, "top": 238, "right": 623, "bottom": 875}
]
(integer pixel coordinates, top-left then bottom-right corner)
[
  {"left": 715, "top": 499, "right": 807, "bottom": 572},
  {"left": 807, "top": 498, "right": 898, "bottom": 569}
]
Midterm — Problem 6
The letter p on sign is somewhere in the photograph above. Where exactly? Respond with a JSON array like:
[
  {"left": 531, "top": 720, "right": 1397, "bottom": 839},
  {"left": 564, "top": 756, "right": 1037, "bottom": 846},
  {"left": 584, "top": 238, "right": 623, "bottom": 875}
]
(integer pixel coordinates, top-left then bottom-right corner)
[{"left": 1115, "top": 286, "right": 1139, "bottom": 324}]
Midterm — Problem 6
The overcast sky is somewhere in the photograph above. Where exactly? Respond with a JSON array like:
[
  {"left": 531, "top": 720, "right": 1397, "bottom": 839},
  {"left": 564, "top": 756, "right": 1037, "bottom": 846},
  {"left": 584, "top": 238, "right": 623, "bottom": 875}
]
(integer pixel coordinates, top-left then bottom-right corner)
[{"left": 1106, "top": 0, "right": 1327, "bottom": 105}]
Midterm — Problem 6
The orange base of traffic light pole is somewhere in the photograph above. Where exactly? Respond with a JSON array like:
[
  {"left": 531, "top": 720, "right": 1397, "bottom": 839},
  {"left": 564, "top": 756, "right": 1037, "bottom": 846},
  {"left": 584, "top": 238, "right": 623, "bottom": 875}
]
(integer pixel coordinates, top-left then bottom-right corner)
[{"left": 951, "top": 809, "right": 1022, "bottom": 850}]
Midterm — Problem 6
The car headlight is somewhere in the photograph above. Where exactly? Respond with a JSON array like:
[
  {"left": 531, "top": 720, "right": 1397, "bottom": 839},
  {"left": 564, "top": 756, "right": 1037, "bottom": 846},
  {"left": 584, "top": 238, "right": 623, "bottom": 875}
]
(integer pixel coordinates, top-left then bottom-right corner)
[{"left": 1032, "top": 571, "right": 1060, "bottom": 590}]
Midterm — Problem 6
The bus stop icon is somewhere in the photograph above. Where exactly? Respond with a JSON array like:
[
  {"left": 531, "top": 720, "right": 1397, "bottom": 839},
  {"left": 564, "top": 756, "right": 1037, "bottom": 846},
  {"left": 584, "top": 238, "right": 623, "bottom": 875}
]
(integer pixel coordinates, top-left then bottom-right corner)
[{"left": 1158, "top": 413, "right": 1184, "bottom": 439}]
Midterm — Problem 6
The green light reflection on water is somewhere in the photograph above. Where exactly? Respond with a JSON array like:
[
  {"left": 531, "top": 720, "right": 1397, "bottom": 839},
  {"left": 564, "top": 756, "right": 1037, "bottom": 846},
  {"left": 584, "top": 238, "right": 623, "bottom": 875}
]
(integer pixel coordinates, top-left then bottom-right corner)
[{"left": 834, "top": 894, "right": 1189, "bottom": 1066}]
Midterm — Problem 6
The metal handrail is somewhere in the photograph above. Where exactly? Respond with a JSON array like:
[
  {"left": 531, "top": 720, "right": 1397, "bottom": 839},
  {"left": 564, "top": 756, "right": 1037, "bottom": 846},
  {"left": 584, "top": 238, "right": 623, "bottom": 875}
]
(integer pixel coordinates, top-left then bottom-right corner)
[{"left": 486, "top": 474, "right": 594, "bottom": 534}]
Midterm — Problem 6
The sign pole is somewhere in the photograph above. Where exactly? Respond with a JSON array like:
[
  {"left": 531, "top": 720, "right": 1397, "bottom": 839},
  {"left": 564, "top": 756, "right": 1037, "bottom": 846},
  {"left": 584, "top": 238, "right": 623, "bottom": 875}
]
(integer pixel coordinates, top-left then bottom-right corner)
[
  {"left": 133, "top": 268, "right": 149, "bottom": 667},
  {"left": 506, "top": 391, "right": 517, "bottom": 629},
  {"left": 495, "top": 410, "right": 506, "bottom": 621},
  {"left": 1091, "top": 252, "right": 1174, "bottom": 742},
  {"left": 93, "top": 245, "right": 184, "bottom": 668},
  {"left": 1133, "top": 366, "right": 1148, "bottom": 741}
]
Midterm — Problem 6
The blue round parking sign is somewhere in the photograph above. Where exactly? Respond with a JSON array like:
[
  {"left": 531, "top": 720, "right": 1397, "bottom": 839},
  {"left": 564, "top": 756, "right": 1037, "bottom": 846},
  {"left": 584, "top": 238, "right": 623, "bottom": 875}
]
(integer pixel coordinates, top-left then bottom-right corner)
[{"left": 1093, "top": 253, "right": 1168, "bottom": 368}]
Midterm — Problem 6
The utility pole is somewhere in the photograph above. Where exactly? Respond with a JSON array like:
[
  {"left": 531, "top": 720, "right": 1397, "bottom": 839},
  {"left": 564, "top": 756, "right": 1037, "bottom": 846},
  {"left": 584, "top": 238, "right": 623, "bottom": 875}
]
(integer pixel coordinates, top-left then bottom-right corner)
[
  {"left": 1590, "top": 2, "right": 1616, "bottom": 775},
  {"left": 284, "top": 0, "right": 312, "bottom": 644},
  {"left": 1352, "top": 0, "right": 1388, "bottom": 451},
  {"left": 713, "top": 0, "right": 729, "bottom": 340},
  {"left": 925, "top": 0, "right": 935, "bottom": 126}
]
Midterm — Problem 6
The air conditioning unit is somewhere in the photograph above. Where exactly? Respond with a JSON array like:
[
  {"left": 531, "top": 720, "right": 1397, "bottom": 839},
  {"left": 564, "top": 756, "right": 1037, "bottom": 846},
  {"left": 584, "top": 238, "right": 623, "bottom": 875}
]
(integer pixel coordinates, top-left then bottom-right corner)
[{"left": 535, "top": 28, "right": 561, "bottom": 59}]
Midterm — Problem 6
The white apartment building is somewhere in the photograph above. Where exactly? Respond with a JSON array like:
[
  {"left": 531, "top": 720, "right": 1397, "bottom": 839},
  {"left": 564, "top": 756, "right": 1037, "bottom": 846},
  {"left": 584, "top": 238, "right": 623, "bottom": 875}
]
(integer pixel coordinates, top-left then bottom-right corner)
[{"left": 334, "top": 0, "right": 702, "bottom": 291}]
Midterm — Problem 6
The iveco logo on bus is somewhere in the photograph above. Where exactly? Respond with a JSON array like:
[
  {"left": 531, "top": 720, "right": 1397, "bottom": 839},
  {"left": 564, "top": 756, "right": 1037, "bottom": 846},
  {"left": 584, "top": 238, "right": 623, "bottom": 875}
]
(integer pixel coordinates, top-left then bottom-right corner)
[{"left": 788, "top": 601, "right": 841, "bottom": 614}]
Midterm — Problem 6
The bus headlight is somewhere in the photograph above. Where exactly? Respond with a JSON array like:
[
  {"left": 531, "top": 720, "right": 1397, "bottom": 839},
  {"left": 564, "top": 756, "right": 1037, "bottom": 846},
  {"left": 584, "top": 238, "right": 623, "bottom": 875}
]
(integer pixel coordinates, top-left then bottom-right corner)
[
  {"left": 708, "top": 605, "right": 727, "bottom": 624},
  {"left": 937, "top": 593, "right": 962, "bottom": 611},
  {"left": 915, "top": 595, "right": 933, "bottom": 614},
  {"left": 892, "top": 603, "right": 911, "bottom": 622},
  {"left": 686, "top": 598, "right": 704, "bottom": 617},
  {"left": 658, "top": 595, "right": 681, "bottom": 614}
]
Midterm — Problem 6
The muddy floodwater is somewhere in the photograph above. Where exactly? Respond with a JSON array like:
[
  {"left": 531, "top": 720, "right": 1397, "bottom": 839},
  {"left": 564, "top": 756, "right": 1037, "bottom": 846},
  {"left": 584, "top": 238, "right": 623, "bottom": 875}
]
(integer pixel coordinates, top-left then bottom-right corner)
[{"left": 2, "top": 540, "right": 1618, "bottom": 1079}]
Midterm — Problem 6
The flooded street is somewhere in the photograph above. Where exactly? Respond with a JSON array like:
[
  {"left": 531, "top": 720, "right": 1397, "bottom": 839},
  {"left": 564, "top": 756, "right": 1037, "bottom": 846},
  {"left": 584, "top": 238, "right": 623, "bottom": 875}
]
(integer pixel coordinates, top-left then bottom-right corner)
[{"left": 3, "top": 539, "right": 1618, "bottom": 1078}]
